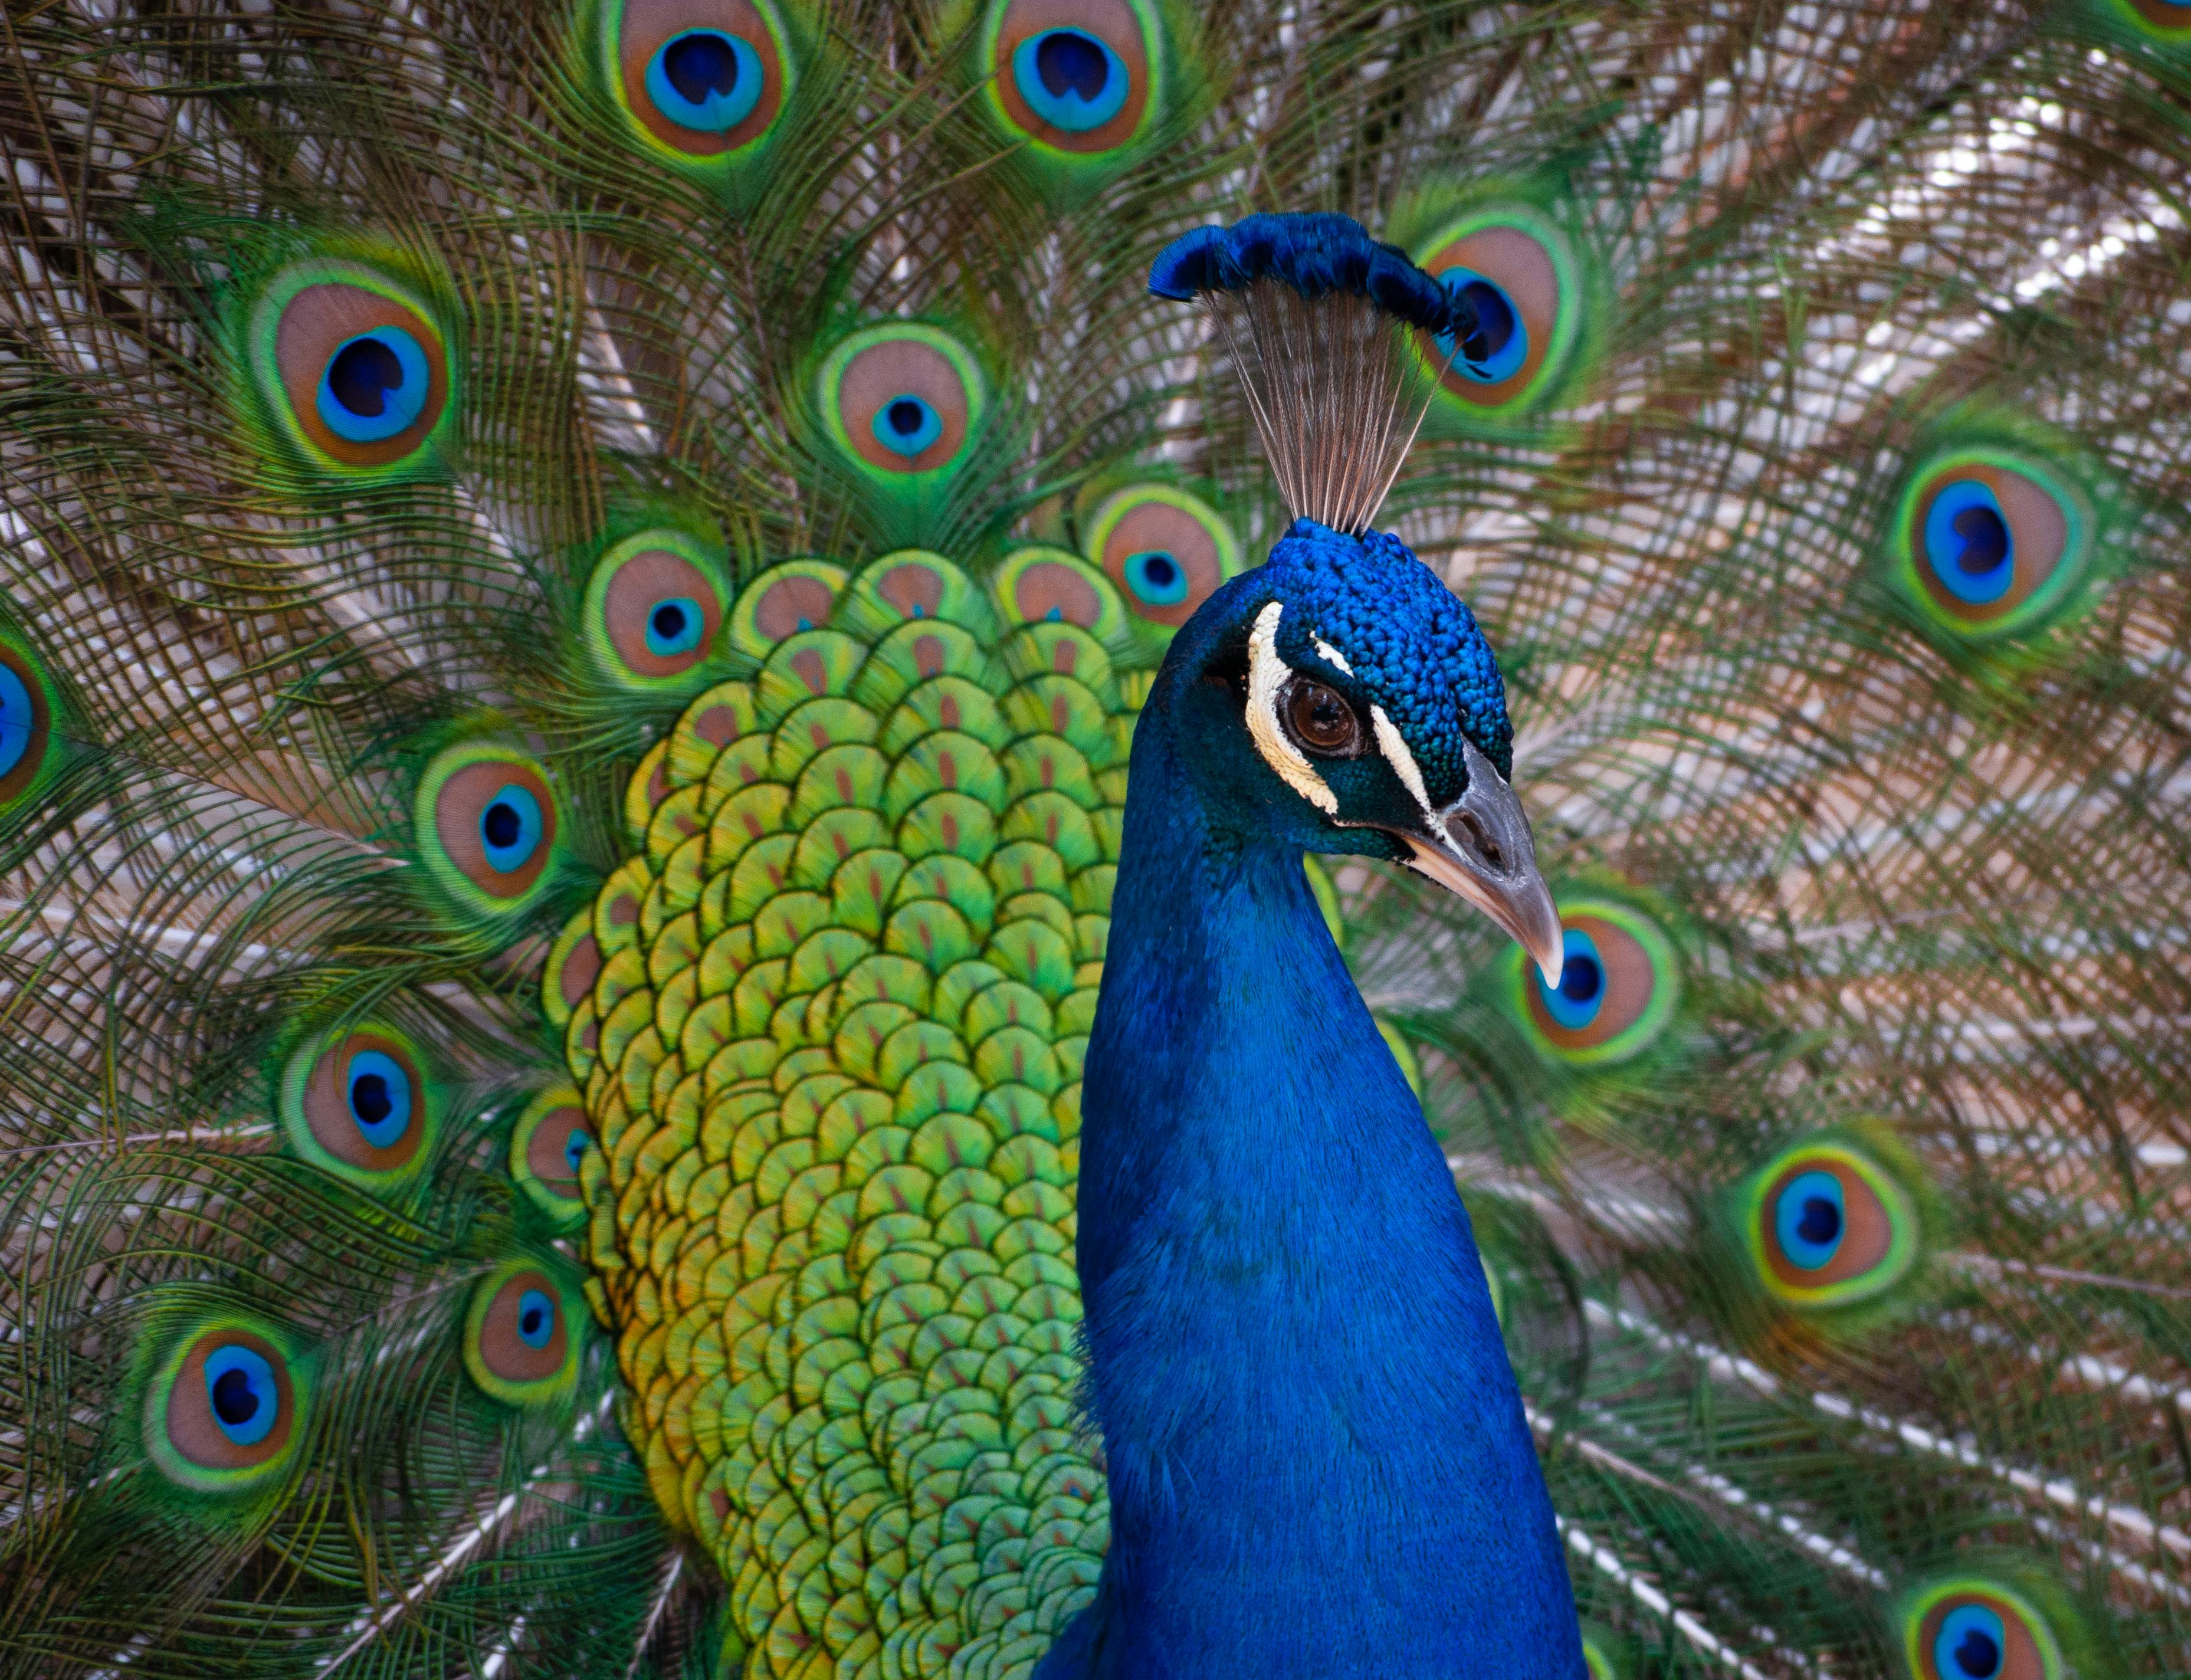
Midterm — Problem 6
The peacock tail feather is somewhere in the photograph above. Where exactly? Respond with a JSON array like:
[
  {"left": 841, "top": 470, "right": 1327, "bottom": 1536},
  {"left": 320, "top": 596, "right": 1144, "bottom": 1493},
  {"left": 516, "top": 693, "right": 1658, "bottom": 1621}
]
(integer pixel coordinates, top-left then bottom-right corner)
[{"left": 3, "top": 0, "right": 2189, "bottom": 1675}]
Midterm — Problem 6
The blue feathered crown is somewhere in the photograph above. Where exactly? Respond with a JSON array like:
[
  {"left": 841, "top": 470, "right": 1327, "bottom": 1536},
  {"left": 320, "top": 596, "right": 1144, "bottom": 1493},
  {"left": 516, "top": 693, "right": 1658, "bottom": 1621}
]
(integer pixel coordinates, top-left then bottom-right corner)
[{"left": 1150, "top": 212, "right": 1472, "bottom": 534}]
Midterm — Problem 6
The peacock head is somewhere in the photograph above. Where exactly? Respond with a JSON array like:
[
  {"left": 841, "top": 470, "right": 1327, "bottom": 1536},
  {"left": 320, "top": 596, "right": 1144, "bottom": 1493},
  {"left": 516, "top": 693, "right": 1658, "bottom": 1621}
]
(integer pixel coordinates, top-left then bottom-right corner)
[
  {"left": 1156, "top": 517, "right": 1563, "bottom": 986},
  {"left": 1146, "top": 210, "right": 1563, "bottom": 983}
]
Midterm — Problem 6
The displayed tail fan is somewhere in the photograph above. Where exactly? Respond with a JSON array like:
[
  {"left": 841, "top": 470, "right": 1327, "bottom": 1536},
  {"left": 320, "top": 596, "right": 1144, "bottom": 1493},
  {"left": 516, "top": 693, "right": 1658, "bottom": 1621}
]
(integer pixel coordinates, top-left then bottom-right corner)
[{"left": 3, "top": 1, "right": 2189, "bottom": 1676}]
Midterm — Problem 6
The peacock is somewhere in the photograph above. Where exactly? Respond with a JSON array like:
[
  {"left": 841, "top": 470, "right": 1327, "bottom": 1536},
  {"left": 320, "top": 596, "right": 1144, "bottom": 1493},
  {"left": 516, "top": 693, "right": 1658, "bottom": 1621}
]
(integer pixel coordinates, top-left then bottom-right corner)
[{"left": 2, "top": 0, "right": 2189, "bottom": 1675}]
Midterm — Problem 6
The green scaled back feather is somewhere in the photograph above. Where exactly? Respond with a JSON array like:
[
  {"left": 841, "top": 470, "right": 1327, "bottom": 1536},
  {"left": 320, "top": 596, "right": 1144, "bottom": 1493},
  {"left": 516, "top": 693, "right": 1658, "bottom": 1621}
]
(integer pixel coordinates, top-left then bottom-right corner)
[{"left": 6, "top": 0, "right": 2191, "bottom": 1675}]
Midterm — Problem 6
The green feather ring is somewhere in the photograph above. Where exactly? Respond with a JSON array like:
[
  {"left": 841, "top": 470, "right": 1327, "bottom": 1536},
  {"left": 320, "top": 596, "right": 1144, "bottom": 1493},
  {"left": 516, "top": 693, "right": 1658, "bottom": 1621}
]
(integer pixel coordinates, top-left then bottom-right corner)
[
  {"left": 0, "top": 631, "right": 68, "bottom": 819},
  {"left": 1509, "top": 897, "right": 1682, "bottom": 1067},
  {"left": 1882, "top": 434, "right": 2108, "bottom": 646},
  {"left": 463, "top": 1259, "right": 585, "bottom": 1407},
  {"left": 585, "top": 0, "right": 799, "bottom": 186},
  {"left": 582, "top": 527, "right": 732, "bottom": 694},
  {"left": 816, "top": 323, "right": 989, "bottom": 498},
  {"left": 277, "top": 1016, "right": 441, "bottom": 1192},
  {"left": 410, "top": 737, "right": 579, "bottom": 930},
  {"left": 142, "top": 1315, "right": 311, "bottom": 1497},
  {"left": 509, "top": 1085, "right": 594, "bottom": 1229},
  {"left": 1735, "top": 1133, "right": 1926, "bottom": 1313},
  {"left": 236, "top": 251, "right": 458, "bottom": 484}
]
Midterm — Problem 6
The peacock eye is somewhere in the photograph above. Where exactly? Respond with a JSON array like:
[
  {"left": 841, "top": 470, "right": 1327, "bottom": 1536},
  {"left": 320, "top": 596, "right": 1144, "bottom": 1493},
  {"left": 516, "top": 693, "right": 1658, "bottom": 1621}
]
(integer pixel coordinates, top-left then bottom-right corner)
[
  {"left": 1746, "top": 1139, "right": 1923, "bottom": 1310},
  {"left": 464, "top": 1264, "right": 579, "bottom": 1406},
  {"left": 1904, "top": 1577, "right": 2063, "bottom": 1680},
  {"left": 148, "top": 1321, "right": 306, "bottom": 1491},
  {"left": 282, "top": 1025, "right": 435, "bottom": 1186},
  {"left": 600, "top": 0, "right": 793, "bottom": 170},
  {"left": 1517, "top": 901, "right": 1681, "bottom": 1065},
  {"left": 248, "top": 260, "right": 455, "bottom": 477},
  {"left": 585, "top": 530, "right": 728, "bottom": 689},
  {"left": 1414, "top": 204, "right": 1588, "bottom": 421},
  {"left": 1283, "top": 678, "right": 1361, "bottom": 757},
  {"left": 1890, "top": 447, "right": 2097, "bottom": 644},
  {"left": 817, "top": 323, "right": 986, "bottom": 488}
]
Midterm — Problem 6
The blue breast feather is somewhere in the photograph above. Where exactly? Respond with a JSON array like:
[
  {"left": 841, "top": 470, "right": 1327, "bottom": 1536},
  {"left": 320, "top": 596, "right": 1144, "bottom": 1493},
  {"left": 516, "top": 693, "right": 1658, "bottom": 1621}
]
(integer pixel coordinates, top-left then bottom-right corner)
[{"left": 1040, "top": 573, "right": 1583, "bottom": 1676}]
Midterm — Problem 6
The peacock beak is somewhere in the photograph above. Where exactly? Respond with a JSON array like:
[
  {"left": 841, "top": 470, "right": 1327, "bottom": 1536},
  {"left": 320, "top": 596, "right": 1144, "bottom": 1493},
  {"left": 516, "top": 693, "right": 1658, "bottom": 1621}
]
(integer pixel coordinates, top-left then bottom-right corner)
[{"left": 1393, "top": 741, "right": 1564, "bottom": 988}]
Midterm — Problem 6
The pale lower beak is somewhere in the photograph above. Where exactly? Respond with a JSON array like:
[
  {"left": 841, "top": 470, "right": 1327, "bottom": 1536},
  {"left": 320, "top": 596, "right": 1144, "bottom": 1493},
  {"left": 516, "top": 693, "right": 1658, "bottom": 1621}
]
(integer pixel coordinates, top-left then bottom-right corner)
[{"left": 1395, "top": 741, "right": 1563, "bottom": 987}]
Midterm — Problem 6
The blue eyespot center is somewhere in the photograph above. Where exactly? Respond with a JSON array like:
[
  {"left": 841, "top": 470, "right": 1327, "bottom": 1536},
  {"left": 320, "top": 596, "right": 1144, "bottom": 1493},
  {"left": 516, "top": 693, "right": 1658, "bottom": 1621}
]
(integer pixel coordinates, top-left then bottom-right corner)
[
  {"left": 211, "top": 1367, "right": 257, "bottom": 1425},
  {"left": 1923, "top": 480, "right": 2015, "bottom": 603},
  {"left": 1537, "top": 928, "right": 1605, "bottom": 1029},
  {"left": 1438, "top": 271, "right": 1529, "bottom": 384},
  {"left": 645, "top": 596, "right": 706, "bottom": 658},
  {"left": 1935, "top": 1604, "right": 2006, "bottom": 1680},
  {"left": 1560, "top": 954, "right": 1602, "bottom": 1005},
  {"left": 1123, "top": 549, "right": 1189, "bottom": 606},
  {"left": 1013, "top": 29, "right": 1130, "bottom": 133},
  {"left": 0, "top": 662, "right": 35, "bottom": 779},
  {"left": 563, "top": 1129, "right": 591, "bottom": 1175},
  {"left": 345, "top": 1048, "right": 413, "bottom": 1149},
  {"left": 317, "top": 327, "right": 431, "bottom": 443},
  {"left": 203, "top": 1344, "right": 278, "bottom": 1446},
  {"left": 516, "top": 1288, "right": 556, "bottom": 1350},
  {"left": 646, "top": 29, "right": 763, "bottom": 133},
  {"left": 1797, "top": 1195, "right": 1841, "bottom": 1246},
  {"left": 873, "top": 394, "right": 943, "bottom": 457},
  {"left": 478, "top": 783, "right": 543, "bottom": 873},
  {"left": 1775, "top": 1169, "right": 1846, "bottom": 1271}
]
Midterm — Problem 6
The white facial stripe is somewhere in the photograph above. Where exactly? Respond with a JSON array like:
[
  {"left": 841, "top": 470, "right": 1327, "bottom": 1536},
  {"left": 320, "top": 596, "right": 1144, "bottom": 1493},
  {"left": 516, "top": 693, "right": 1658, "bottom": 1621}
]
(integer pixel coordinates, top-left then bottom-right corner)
[
  {"left": 1245, "top": 601, "right": 1337, "bottom": 815},
  {"left": 1313, "top": 637, "right": 1353, "bottom": 675},
  {"left": 1371, "top": 704, "right": 1435, "bottom": 819}
]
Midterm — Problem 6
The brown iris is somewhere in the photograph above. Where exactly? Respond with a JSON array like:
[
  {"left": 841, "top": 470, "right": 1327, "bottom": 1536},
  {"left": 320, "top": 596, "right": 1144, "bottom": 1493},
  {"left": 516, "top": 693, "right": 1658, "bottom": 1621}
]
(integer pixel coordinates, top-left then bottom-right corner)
[{"left": 1284, "top": 678, "right": 1361, "bottom": 757}]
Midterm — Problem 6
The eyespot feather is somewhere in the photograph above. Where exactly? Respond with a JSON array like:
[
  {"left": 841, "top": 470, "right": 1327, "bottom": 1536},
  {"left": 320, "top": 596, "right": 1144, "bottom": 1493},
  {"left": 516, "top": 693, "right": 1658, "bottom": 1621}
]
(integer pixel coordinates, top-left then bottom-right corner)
[
  {"left": 1513, "top": 900, "right": 1680, "bottom": 1066},
  {"left": 142, "top": 1317, "right": 309, "bottom": 1497},
  {"left": 464, "top": 1261, "right": 583, "bottom": 1406},
  {"left": 1083, "top": 484, "right": 1241, "bottom": 631},
  {"left": 240, "top": 255, "right": 457, "bottom": 481},
  {"left": 278, "top": 1019, "right": 439, "bottom": 1190}
]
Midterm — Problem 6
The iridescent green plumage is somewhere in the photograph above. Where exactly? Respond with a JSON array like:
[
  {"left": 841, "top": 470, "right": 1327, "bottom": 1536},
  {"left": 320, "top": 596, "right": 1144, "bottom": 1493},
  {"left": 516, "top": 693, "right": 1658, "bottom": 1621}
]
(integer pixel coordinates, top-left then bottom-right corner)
[{"left": 576, "top": 547, "right": 1130, "bottom": 1674}]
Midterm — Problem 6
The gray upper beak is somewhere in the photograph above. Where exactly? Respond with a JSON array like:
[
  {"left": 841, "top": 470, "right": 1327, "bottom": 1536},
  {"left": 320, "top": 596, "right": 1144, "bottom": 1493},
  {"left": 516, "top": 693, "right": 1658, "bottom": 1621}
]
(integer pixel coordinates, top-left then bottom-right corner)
[{"left": 1393, "top": 740, "right": 1564, "bottom": 987}]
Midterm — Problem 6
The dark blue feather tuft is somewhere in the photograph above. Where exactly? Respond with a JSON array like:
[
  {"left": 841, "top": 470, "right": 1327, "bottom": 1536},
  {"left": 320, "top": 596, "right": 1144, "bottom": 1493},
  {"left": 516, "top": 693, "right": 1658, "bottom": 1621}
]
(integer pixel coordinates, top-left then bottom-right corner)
[{"left": 1149, "top": 212, "right": 1464, "bottom": 336}]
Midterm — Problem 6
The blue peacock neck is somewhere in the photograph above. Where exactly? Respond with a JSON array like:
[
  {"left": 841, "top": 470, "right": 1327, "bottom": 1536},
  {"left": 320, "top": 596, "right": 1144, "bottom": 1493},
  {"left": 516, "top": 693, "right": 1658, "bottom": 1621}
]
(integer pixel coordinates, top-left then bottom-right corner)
[{"left": 1045, "top": 666, "right": 1586, "bottom": 1678}]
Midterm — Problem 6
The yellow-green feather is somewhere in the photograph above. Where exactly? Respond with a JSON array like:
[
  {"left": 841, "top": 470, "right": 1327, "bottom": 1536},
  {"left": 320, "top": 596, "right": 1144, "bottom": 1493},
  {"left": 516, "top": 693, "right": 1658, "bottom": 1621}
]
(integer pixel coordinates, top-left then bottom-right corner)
[{"left": 569, "top": 552, "right": 1127, "bottom": 1676}]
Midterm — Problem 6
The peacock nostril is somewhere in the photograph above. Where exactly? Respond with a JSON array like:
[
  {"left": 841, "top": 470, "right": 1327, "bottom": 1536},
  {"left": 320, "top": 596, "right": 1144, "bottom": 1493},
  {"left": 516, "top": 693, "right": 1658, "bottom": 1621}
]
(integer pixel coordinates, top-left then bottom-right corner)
[{"left": 1449, "top": 808, "right": 1504, "bottom": 869}]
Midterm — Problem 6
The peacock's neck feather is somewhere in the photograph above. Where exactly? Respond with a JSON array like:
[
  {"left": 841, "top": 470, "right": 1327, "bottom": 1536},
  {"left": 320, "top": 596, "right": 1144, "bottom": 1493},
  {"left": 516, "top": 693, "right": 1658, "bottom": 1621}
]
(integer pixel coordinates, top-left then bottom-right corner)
[{"left": 1061, "top": 672, "right": 1583, "bottom": 1675}]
